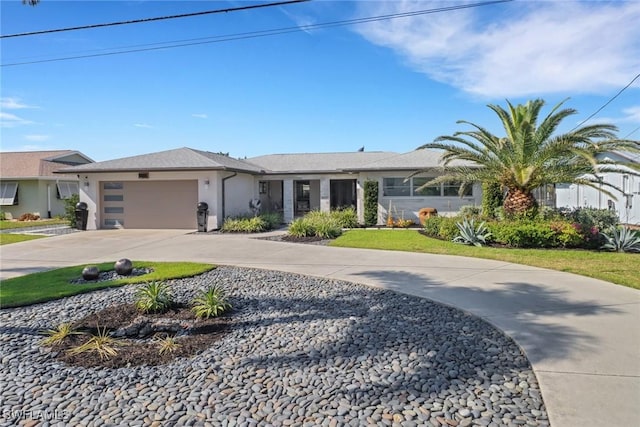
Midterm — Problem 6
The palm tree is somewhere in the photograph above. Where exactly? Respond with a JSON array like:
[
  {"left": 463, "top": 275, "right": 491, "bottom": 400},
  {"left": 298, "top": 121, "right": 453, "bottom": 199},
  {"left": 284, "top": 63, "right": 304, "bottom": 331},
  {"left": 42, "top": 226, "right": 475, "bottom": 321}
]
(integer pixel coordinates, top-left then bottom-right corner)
[{"left": 418, "top": 98, "right": 639, "bottom": 215}]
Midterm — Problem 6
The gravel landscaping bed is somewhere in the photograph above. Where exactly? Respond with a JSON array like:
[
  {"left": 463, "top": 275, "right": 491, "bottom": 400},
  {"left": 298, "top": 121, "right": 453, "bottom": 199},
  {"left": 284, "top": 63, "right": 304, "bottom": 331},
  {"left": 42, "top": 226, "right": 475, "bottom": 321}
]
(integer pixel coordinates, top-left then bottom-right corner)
[{"left": 0, "top": 266, "right": 548, "bottom": 426}]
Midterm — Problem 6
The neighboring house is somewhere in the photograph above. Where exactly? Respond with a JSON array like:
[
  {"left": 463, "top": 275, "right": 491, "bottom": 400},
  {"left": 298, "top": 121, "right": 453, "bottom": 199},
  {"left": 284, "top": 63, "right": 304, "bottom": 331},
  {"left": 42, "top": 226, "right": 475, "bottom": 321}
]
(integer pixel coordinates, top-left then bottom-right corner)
[
  {"left": 555, "top": 151, "right": 640, "bottom": 225},
  {"left": 0, "top": 150, "right": 94, "bottom": 219},
  {"left": 57, "top": 147, "right": 481, "bottom": 230}
]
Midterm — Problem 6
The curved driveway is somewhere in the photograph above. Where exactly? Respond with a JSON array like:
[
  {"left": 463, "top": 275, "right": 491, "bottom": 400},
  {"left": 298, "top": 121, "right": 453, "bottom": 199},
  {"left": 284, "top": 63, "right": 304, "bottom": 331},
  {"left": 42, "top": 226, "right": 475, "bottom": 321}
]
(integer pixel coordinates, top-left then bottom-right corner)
[{"left": 1, "top": 229, "right": 639, "bottom": 427}]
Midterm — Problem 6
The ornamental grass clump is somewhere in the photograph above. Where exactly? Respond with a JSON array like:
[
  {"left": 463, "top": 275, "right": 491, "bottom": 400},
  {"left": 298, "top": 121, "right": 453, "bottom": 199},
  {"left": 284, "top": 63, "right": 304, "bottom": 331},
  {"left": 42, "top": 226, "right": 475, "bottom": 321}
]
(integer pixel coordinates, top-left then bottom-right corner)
[
  {"left": 67, "top": 327, "right": 120, "bottom": 360},
  {"left": 288, "top": 211, "right": 342, "bottom": 239},
  {"left": 41, "top": 322, "right": 83, "bottom": 346},
  {"left": 135, "top": 281, "right": 173, "bottom": 314},
  {"left": 155, "top": 335, "right": 182, "bottom": 355},
  {"left": 192, "top": 286, "right": 232, "bottom": 319}
]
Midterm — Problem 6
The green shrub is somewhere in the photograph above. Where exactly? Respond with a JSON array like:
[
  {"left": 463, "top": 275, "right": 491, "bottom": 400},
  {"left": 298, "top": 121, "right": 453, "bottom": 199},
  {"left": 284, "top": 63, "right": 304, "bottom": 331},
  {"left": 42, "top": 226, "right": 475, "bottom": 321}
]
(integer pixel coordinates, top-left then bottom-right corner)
[
  {"left": 422, "top": 216, "right": 460, "bottom": 240},
  {"left": 260, "top": 212, "right": 282, "bottom": 229},
  {"left": 0, "top": 211, "right": 5, "bottom": 221},
  {"left": 64, "top": 193, "right": 80, "bottom": 227},
  {"left": 192, "top": 286, "right": 232, "bottom": 319},
  {"left": 549, "top": 220, "right": 584, "bottom": 248},
  {"left": 288, "top": 211, "right": 342, "bottom": 238},
  {"left": 288, "top": 218, "right": 316, "bottom": 237},
  {"left": 481, "top": 182, "right": 503, "bottom": 219},
  {"left": 561, "top": 207, "right": 619, "bottom": 247},
  {"left": 330, "top": 206, "right": 358, "bottom": 228},
  {"left": 489, "top": 221, "right": 557, "bottom": 248},
  {"left": 221, "top": 213, "right": 281, "bottom": 233},
  {"left": 364, "top": 180, "right": 379, "bottom": 226},
  {"left": 459, "top": 205, "right": 482, "bottom": 219},
  {"left": 135, "top": 281, "right": 173, "bottom": 313}
]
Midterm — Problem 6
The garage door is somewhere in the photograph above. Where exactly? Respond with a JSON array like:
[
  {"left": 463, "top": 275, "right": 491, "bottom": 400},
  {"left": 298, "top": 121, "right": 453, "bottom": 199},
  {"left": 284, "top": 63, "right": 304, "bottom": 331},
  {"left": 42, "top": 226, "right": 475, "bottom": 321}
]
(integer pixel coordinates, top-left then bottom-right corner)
[{"left": 101, "top": 180, "right": 198, "bottom": 229}]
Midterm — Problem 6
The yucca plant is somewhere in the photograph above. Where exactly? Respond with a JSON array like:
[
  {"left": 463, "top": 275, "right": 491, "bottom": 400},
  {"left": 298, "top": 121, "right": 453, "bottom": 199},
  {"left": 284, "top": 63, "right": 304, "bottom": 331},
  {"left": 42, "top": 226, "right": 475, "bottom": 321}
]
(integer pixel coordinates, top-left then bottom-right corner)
[
  {"left": 155, "top": 335, "right": 182, "bottom": 355},
  {"left": 67, "top": 327, "right": 120, "bottom": 360},
  {"left": 192, "top": 286, "right": 231, "bottom": 319},
  {"left": 41, "top": 322, "right": 83, "bottom": 346},
  {"left": 135, "top": 281, "right": 173, "bottom": 313},
  {"left": 600, "top": 227, "right": 640, "bottom": 253},
  {"left": 453, "top": 218, "right": 492, "bottom": 247}
]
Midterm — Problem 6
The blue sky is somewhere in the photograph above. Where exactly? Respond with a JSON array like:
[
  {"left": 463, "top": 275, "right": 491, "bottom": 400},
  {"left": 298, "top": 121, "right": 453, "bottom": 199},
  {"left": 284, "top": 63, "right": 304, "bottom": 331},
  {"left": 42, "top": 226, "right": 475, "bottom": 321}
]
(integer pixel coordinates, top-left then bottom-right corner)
[{"left": 1, "top": 0, "right": 639, "bottom": 162}]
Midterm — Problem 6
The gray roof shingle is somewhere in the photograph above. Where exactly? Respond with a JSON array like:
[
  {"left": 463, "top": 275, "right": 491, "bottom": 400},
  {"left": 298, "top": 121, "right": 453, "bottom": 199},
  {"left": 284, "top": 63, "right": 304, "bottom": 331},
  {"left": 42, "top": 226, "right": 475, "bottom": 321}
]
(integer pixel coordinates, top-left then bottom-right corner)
[{"left": 58, "top": 147, "right": 264, "bottom": 174}]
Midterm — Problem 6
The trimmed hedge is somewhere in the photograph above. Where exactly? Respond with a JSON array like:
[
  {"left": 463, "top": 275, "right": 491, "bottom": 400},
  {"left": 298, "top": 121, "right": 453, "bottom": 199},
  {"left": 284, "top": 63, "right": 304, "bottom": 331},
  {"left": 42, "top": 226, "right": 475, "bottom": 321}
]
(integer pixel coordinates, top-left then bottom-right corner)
[{"left": 364, "top": 180, "right": 379, "bottom": 227}]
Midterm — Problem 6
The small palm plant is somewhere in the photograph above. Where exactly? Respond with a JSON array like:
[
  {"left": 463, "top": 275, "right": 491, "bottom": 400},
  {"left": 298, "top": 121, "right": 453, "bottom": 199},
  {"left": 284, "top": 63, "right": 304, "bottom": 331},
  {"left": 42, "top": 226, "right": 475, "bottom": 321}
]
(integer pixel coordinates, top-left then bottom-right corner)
[
  {"left": 192, "top": 286, "right": 232, "bottom": 319},
  {"left": 453, "top": 218, "right": 492, "bottom": 247},
  {"left": 600, "top": 227, "right": 640, "bottom": 253},
  {"left": 41, "top": 322, "right": 83, "bottom": 346},
  {"left": 67, "top": 327, "right": 120, "bottom": 360},
  {"left": 135, "top": 281, "right": 173, "bottom": 313}
]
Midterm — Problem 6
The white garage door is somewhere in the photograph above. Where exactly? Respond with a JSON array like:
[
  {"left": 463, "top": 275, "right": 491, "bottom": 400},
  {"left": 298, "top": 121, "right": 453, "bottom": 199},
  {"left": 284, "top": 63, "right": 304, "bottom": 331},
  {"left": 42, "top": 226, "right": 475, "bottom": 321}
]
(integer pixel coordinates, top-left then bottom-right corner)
[{"left": 101, "top": 180, "right": 198, "bottom": 229}]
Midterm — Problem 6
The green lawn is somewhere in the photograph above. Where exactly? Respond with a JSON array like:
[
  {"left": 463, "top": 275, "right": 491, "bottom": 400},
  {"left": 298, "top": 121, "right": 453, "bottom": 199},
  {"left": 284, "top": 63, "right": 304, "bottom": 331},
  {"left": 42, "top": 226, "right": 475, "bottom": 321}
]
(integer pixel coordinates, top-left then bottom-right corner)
[
  {"left": 331, "top": 229, "right": 640, "bottom": 290},
  {"left": 0, "top": 261, "right": 215, "bottom": 308},
  {"left": 0, "top": 218, "right": 68, "bottom": 230},
  {"left": 0, "top": 233, "right": 47, "bottom": 245}
]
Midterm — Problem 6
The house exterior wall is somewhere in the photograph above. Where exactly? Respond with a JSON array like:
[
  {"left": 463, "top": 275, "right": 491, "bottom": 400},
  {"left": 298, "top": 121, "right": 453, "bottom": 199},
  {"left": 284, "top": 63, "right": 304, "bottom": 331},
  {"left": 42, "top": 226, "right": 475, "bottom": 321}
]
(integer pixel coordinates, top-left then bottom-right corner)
[
  {"left": 555, "top": 170, "right": 639, "bottom": 225},
  {"left": 358, "top": 172, "right": 482, "bottom": 225},
  {"left": 0, "top": 179, "right": 72, "bottom": 219},
  {"left": 75, "top": 170, "right": 254, "bottom": 230},
  {"left": 223, "top": 173, "right": 257, "bottom": 219}
]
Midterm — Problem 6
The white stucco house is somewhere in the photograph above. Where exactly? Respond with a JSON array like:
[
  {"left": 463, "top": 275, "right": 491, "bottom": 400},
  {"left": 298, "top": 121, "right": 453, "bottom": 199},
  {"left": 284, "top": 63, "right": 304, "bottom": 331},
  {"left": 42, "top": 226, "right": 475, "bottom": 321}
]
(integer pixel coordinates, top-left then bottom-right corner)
[
  {"left": 555, "top": 151, "right": 640, "bottom": 225},
  {"left": 57, "top": 147, "right": 481, "bottom": 230}
]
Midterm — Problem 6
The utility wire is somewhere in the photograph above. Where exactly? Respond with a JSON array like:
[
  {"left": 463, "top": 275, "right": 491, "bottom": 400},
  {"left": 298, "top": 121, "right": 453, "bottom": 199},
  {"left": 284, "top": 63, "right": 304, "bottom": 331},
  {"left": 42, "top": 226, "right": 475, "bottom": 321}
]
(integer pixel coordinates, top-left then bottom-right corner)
[
  {"left": 1, "top": 0, "right": 309, "bottom": 39},
  {"left": 571, "top": 72, "right": 640, "bottom": 131},
  {"left": 1, "top": 0, "right": 511, "bottom": 67},
  {"left": 623, "top": 125, "right": 640, "bottom": 139}
]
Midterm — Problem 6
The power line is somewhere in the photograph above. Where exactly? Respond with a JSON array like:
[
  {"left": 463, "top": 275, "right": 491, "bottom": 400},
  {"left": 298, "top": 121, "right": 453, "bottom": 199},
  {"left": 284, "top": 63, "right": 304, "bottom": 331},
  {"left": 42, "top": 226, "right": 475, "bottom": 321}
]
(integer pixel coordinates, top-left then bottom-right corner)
[
  {"left": 1, "top": 0, "right": 310, "bottom": 39},
  {"left": 1, "top": 0, "right": 512, "bottom": 67},
  {"left": 624, "top": 125, "right": 640, "bottom": 139},
  {"left": 571, "top": 72, "right": 640, "bottom": 131}
]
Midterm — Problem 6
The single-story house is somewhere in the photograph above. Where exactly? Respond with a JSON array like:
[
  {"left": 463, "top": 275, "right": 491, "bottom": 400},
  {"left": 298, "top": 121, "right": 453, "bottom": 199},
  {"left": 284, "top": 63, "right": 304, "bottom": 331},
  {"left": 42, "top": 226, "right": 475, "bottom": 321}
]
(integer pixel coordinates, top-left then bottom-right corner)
[
  {"left": 0, "top": 150, "right": 94, "bottom": 219},
  {"left": 555, "top": 151, "right": 640, "bottom": 225},
  {"left": 57, "top": 147, "right": 481, "bottom": 230}
]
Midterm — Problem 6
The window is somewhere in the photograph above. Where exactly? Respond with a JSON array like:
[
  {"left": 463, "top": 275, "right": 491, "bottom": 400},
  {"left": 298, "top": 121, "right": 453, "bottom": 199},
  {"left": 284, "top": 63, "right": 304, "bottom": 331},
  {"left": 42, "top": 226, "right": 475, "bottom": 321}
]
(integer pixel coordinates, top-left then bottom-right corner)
[
  {"left": 443, "top": 182, "right": 473, "bottom": 197},
  {"left": 104, "top": 194, "right": 124, "bottom": 202},
  {"left": 0, "top": 182, "right": 18, "bottom": 206},
  {"left": 103, "top": 182, "right": 123, "bottom": 190},
  {"left": 104, "top": 207, "right": 124, "bottom": 214},
  {"left": 56, "top": 181, "right": 79, "bottom": 199},
  {"left": 383, "top": 178, "right": 410, "bottom": 196},
  {"left": 412, "top": 177, "right": 440, "bottom": 196}
]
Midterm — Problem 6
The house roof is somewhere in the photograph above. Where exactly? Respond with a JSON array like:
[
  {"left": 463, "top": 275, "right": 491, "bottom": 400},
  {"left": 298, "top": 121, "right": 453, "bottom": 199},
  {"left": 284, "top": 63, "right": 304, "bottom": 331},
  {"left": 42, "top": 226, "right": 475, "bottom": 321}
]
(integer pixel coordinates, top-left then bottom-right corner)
[
  {"left": 56, "top": 147, "right": 471, "bottom": 176},
  {"left": 57, "top": 147, "right": 265, "bottom": 174},
  {"left": 0, "top": 150, "right": 93, "bottom": 179},
  {"left": 247, "top": 151, "right": 397, "bottom": 173}
]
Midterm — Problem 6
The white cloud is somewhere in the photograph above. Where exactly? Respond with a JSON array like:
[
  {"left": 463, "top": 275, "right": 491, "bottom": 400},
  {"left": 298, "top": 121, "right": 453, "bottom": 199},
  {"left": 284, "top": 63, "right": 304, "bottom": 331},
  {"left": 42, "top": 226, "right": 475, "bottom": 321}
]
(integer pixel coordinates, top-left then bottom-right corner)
[
  {"left": 355, "top": 1, "right": 640, "bottom": 98},
  {"left": 192, "top": 113, "right": 208, "bottom": 119},
  {"left": 134, "top": 123, "right": 153, "bottom": 128},
  {"left": 0, "top": 97, "right": 37, "bottom": 110},
  {"left": 620, "top": 106, "right": 640, "bottom": 123},
  {"left": 24, "top": 134, "right": 51, "bottom": 142},
  {"left": 0, "top": 112, "right": 34, "bottom": 128}
]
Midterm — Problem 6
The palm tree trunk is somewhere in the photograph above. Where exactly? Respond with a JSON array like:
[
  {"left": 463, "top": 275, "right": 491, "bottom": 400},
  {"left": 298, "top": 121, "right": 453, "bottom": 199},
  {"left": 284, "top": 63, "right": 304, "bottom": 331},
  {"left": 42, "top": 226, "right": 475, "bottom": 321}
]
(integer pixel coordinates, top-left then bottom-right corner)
[{"left": 504, "top": 188, "right": 537, "bottom": 215}]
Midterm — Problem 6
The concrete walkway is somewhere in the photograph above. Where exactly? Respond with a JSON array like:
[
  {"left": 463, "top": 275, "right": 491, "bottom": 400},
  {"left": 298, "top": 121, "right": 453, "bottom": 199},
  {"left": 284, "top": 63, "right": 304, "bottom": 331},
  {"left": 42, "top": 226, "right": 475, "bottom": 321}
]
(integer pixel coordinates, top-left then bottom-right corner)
[{"left": 1, "top": 229, "right": 638, "bottom": 427}]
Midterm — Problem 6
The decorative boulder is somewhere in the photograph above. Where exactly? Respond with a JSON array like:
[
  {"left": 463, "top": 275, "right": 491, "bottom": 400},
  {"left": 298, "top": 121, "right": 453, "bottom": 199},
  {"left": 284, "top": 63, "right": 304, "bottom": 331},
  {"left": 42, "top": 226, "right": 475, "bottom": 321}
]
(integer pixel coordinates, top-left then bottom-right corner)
[
  {"left": 82, "top": 265, "right": 100, "bottom": 281},
  {"left": 114, "top": 258, "right": 133, "bottom": 276}
]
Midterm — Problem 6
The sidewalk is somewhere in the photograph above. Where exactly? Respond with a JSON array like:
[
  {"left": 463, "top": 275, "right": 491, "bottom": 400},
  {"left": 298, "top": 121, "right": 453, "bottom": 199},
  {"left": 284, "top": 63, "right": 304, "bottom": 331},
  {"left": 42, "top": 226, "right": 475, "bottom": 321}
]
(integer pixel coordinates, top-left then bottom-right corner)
[{"left": 1, "top": 229, "right": 638, "bottom": 427}]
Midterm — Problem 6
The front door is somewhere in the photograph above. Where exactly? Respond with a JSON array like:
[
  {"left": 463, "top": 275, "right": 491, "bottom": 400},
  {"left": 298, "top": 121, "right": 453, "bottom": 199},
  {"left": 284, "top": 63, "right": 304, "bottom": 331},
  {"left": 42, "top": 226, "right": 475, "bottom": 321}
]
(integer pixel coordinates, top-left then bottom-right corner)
[{"left": 330, "top": 179, "right": 356, "bottom": 209}]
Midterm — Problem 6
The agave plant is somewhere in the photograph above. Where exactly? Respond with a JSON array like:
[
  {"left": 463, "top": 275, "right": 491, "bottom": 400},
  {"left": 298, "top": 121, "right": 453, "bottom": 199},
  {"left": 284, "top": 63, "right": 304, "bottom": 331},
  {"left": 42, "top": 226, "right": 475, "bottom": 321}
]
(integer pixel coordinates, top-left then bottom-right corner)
[
  {"left": 600, "top": 227, "right": 640, "bottom": 253},
  {"left": 135, "top": 281, "right": 173, "bottom": 313},
  {"left": 453, "top": 218, "right": 492, "bottom": 247},
  {"left": 192, "top": 286, "right": 231, "bottom": 319},
  {"left": 41, "top": 322, "right": 83, "bottom": 346}
]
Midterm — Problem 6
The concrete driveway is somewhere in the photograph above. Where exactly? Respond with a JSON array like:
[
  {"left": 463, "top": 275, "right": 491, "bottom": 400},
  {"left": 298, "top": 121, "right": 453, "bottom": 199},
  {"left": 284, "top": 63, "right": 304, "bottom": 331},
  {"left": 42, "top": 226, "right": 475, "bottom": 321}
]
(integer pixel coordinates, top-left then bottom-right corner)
[{"left": 1, "top": 229, "right": 639, "bottom": 427}]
